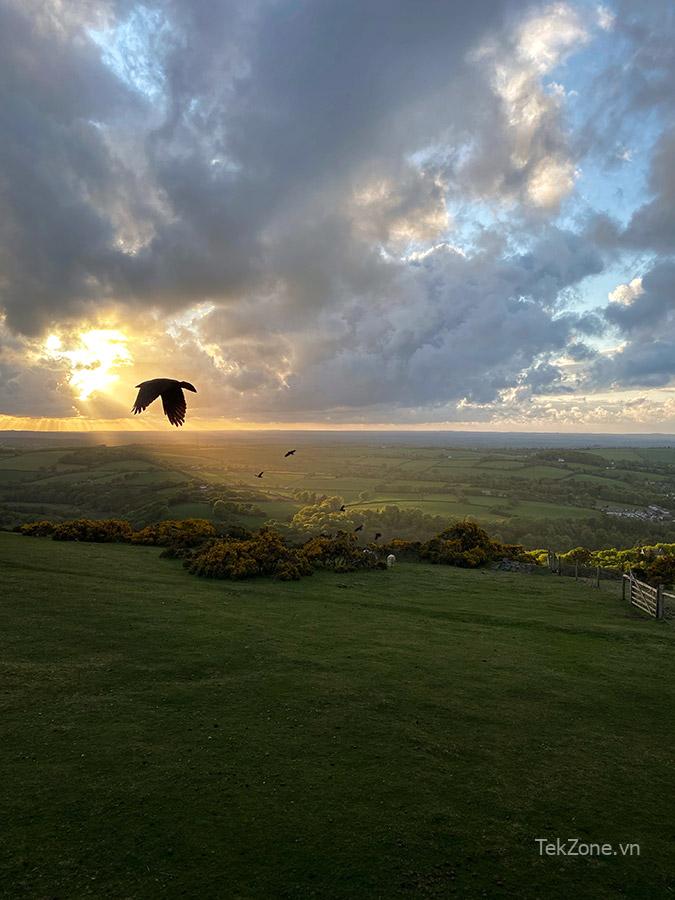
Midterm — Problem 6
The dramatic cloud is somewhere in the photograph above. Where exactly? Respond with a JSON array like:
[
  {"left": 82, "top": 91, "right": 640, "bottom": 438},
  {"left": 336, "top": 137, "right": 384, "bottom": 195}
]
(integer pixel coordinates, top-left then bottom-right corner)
[{"left": 0, "top": 0, "right": 674, "bottom": 428}]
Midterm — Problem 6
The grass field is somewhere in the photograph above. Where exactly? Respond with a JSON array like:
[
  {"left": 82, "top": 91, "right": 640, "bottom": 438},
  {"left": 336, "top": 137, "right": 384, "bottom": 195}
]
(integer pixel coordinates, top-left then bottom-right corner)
[{"left": 1, "top": 533, "right": 673, "bottom": 898}]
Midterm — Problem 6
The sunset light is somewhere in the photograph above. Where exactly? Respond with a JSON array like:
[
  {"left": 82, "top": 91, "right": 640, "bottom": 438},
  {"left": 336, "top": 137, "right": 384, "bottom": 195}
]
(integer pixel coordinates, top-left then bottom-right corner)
[{"left": 43, "top": 329, "right": 132, "bottom": 401}]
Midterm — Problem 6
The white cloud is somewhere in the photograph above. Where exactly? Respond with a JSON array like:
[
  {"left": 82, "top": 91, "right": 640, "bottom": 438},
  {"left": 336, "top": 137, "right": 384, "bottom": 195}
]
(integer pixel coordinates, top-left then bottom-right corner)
[
  {"left": 527, "top": 157, "right": 578, "bottom": 208},
  {"left": 597, "top": 5, "right": 616, "bottom": 32},
  {"left": 608, "top": 276, "right": 644, "bottom": 305},
  {"left": 515, "top": 2, "right": 588, "bottom": 74},
  {"left": 465, "top": 2, "right": 588, "bottom": 210}
]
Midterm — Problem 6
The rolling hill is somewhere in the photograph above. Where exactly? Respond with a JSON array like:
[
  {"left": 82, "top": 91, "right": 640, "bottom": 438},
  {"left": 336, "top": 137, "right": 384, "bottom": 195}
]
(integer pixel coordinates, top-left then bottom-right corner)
[{"left": 1, "top": 532, "right": 673, "bottom": 898}]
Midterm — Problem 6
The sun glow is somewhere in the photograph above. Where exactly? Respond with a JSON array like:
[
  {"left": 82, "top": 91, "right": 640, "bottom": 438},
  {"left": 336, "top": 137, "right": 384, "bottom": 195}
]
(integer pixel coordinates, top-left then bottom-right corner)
[{"left": 44, "top": 329, "right": 132, "bottom": 400}]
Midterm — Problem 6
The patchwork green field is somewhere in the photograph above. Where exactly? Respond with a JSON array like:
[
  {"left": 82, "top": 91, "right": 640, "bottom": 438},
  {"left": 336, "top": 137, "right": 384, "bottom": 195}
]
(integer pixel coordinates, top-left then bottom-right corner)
[
  {"left": 2, "top": 436, "right": 675, "bottom": 549},
  {"left": 1, "top": 532, "right": 673, "bottom": 898}
]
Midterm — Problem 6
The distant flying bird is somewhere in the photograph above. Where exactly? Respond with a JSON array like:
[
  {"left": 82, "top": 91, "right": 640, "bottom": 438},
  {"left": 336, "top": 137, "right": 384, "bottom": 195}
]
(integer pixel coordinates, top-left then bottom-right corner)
[
  {"left": 255, "top": 472, "right": 264, "bottom": 478},
  {"left": 132, "top": 379, "right": 197, "bottom": 427},
  {"left": 284, "top": 449, "right": 297, "bottom": 458},
  {"left": 339, "top": 505, "right": 346, "bottom": 512},
  {"left": 374, "top": 533, "right": 382, "bottom": 541},
  {"left": 354, "top": 524, "right": 363, "bottom": 532}
]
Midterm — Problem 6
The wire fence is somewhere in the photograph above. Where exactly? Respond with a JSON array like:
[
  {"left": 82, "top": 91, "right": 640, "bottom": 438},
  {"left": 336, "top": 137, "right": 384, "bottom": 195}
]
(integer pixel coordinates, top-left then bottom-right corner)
[{"left": 545, "top": 551, "right": 672, "bottom": 620}]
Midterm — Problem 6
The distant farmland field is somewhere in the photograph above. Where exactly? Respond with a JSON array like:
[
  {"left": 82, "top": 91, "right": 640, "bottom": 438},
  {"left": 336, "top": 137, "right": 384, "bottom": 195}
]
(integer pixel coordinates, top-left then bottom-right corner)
[{"left": 1, "top": 437, "right": 675, "bottom": 550}]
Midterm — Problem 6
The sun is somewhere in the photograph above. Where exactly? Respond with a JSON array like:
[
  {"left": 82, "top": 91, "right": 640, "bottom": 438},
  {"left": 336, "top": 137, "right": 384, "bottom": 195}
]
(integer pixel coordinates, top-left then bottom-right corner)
[{"left": 44, "top": 329, "right": 132, "bottom": 400}]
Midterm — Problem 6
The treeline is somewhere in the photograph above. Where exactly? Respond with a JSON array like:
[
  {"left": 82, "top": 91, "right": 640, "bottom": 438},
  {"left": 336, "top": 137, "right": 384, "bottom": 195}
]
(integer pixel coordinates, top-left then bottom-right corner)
[
  {"left": 494, "top": 515, "right": 675, "bottom": 553},
  {"left": 58, "top": 446, "right": 154, "bottom": 467},
  {"left": 266, "top": 495, "right": 447, "bottom": 543},
  {"left": 463, "top": 472, "right": 669, "bottom": 509},
  {"left": 532, "top": 450, "right": 605, "bottom": 467},
  {"left": 528, "top": 543, "right": 675, "bottom": 587},
  {"left": 0, "top": 468, "right": 268, "bottom": 530}
]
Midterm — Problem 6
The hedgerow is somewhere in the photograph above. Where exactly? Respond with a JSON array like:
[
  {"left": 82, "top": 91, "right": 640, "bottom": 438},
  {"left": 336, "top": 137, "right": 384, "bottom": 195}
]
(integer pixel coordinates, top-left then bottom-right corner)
[{"left": 51, "top": 519, "right": 133, "bottom": 543}]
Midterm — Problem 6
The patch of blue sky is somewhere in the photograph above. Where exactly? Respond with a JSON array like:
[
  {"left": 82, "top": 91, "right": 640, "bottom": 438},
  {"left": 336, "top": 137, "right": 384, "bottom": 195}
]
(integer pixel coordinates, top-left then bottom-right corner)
[
  {"left": 548, "top": 11, "right": 663, "bottom": 229},
  {"left": 566, "top": 253, "right": 658, "bottom": 354},
  {"left": 88, "top": 5, "right": 171, "bottom": 104},
  {"left": 442, "top": 198, "right": 508, "bottom": 251}
]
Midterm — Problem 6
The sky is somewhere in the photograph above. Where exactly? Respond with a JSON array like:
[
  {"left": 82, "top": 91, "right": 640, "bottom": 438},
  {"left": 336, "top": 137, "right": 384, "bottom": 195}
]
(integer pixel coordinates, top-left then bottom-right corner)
[{"left": 1, "top": 0, "right": 675, "bottom": 432}]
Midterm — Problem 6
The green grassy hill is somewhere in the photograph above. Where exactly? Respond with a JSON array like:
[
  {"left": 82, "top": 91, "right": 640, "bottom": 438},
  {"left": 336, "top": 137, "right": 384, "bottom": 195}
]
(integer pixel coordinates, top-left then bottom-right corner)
[{"left": 1, "top": 533, "right": 673, "bottom": 898}]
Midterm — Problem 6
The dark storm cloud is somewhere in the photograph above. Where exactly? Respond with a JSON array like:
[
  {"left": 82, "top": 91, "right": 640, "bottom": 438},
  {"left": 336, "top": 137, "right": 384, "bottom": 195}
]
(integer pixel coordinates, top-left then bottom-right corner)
[{"left": 0, "top": 0, "right": 515, "bottom": 332}]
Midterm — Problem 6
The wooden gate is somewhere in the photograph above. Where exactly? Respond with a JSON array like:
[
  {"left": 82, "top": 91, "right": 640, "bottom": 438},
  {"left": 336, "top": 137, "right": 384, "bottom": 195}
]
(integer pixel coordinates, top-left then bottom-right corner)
[{"left": 622, "top": 572, "right": 665, "bottom": 619}]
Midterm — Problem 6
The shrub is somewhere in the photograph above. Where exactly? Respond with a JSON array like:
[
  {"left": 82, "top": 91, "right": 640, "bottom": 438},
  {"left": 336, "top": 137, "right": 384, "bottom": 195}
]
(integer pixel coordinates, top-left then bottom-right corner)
[
  {"left": 419, "top": 520, "right": 527, "bottom": 569},
  {"left": 186, "top": 528, "right": 312, "bottom": 580},
  {"left": 213, "top": 499, "right": 264, "bottom": 521},
  {"left": 18, "top": 520, "right": 56, "bottom": 537},
  {"left": 301, "top": 532, "right": 386, "bottom": 572},
  {"left": 376, "top": 539, "right": 421, "bottom": 561},
  {"left": 528, "top": 548, "right": 550, "bottom": 566},
  {"left": 633, "top": 554, "right": 675, "bottom": 587},
  {"left": 560, "top": 546, "right": 592, "bottom": 565},
  {"left": 132, "top": 518, "right": 216, "bottom": 548},
  {"left": 52, "top": 518, "right": 133, "bottom": 543}
]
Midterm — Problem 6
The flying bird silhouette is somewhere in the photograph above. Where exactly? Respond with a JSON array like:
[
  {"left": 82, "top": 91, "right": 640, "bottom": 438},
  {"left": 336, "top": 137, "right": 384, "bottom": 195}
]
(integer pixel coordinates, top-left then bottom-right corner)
[
  {"left": 284, "top": 449, "right": 297, "bottom": 458},
  {"left": 255, "top": 472, "right": 264, "bottom": 478},
  {"left": 132, "top": 379, "right": 197, "bottom": 427},
  {"left": 354, "top": 524, "right": 363, "bottom": 532}
]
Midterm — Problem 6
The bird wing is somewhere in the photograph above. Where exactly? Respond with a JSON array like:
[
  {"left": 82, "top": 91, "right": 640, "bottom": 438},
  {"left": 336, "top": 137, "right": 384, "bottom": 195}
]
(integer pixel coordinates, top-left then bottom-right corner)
[
  {"left": 132, "top": 380, "right": 164, "bottom": 415},
  {"left": 161, "top": 383, "right": 187, "bottom": 427}
]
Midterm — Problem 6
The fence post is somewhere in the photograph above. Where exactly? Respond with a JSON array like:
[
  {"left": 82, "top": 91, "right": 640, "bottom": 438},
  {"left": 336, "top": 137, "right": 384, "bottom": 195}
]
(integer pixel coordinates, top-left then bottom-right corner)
[
  {"left": 656, "top": 584, "right": 664, "bottom": 620},
  {"left": 622, "top": 574, "right": 626, "bottom": 602},
  {"left": 596, "top": 566, "right": 600, "bottom": 589},
  {"left": 574, "top": 561, "right": 578, "bottom": 582}
]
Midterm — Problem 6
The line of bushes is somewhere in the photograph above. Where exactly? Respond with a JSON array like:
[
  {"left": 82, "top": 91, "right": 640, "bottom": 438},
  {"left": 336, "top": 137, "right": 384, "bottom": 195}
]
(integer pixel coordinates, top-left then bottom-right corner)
[
  {"left": 16, "top": 517, "right": 532, "bottom": 581},
  {"left": 16, "top": 519, "right": 388, "bottom": 581},
  {"left": 184, "top": 529, "right": 388, "bottom": 581},
  {"left": 17, "top": 517, "right": 216, "bottom": 546},
  {"left": 378, "top": 520, "right": 530, "bottom": 568}
]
